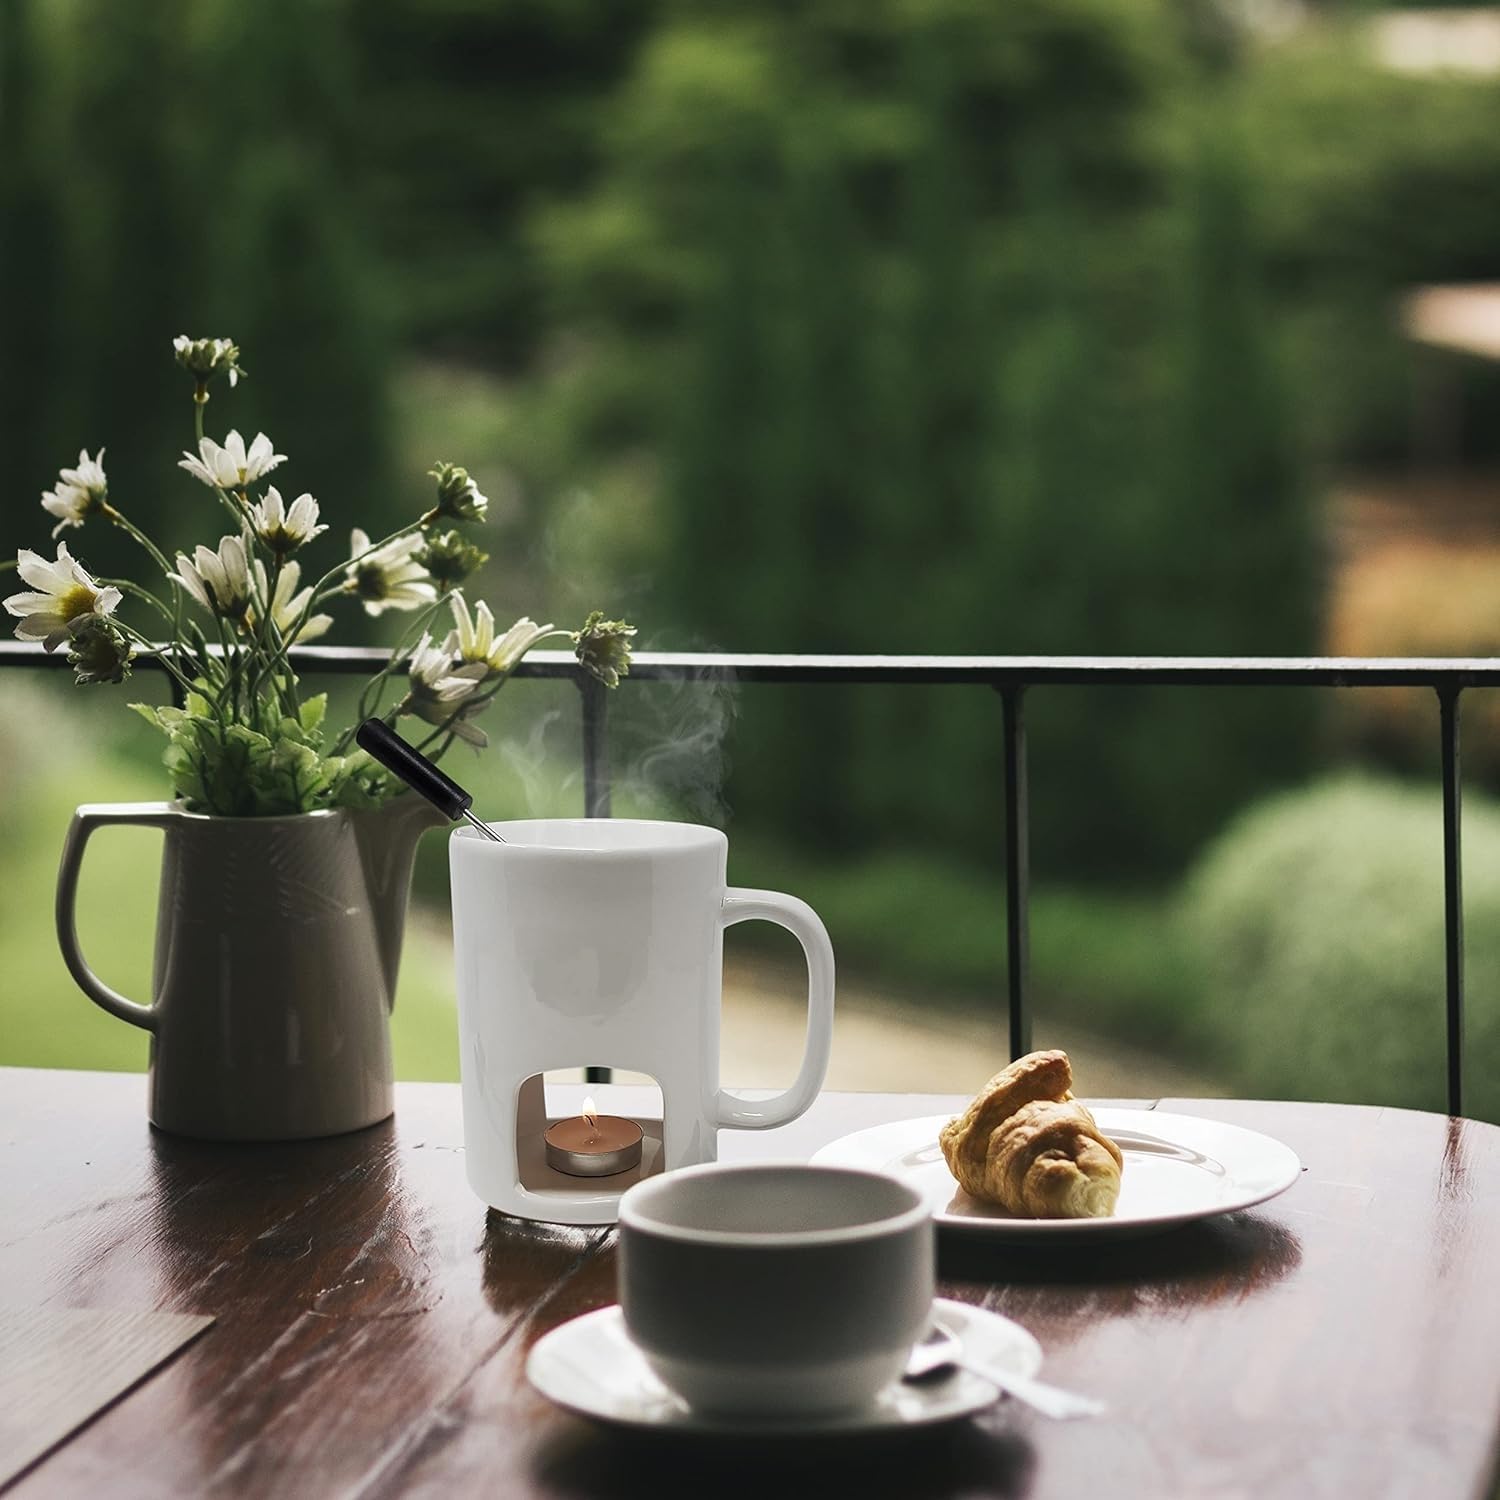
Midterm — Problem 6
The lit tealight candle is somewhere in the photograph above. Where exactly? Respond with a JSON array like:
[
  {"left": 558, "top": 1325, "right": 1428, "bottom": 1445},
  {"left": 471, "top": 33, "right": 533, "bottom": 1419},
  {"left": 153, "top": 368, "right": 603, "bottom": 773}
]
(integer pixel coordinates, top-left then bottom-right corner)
[{"left": 544, "top": 1096, "right": 644, "bottom": 1178}]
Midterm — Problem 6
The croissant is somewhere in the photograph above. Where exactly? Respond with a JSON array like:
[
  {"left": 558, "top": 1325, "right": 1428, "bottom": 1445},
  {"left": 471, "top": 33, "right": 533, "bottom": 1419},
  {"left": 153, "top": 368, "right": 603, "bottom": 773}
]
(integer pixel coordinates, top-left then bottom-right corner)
[
  {"left": 938, "top": 1050, "right": 1074, "bottom": 1198},
  {"left": 938, "top": 1050, "right": 1123, "bottom": 1218},
  {"left": 983, "top": 1099, "right": 1123, "bottom": 1218}
]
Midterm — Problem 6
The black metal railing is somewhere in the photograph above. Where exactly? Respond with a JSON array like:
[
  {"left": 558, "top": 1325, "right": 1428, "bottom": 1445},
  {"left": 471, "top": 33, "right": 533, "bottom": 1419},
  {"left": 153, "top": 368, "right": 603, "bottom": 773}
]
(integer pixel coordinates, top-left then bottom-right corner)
[{"left": 5, "top": 639, "right": 1495, "bottom": 1116}]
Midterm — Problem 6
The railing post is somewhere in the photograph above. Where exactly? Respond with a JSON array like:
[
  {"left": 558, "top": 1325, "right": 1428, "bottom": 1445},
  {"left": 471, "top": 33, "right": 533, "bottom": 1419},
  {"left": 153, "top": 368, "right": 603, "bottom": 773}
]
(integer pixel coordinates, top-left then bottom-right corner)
[
  {"left": 160, "top": 659, "right": 185, "bottom": 709},
  {"left": 1438, "top": 686, "right": 1464, "bottom": 1117},
  {"left": 1000, "top": 684, "right": 1032, "bottom": 1061},
  {"left": 580, "top": 674, "right": 611, "bottom": 820},
  {"left": 580, "top": 671, "right": 612, "bottom": 1085}
]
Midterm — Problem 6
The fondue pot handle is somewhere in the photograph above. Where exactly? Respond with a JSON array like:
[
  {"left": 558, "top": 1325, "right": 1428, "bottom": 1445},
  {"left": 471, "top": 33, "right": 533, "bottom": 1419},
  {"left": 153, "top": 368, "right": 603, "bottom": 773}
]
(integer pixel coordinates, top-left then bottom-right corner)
[{"left": 715, "top": 889, "right": 835, "bottom": 1131}]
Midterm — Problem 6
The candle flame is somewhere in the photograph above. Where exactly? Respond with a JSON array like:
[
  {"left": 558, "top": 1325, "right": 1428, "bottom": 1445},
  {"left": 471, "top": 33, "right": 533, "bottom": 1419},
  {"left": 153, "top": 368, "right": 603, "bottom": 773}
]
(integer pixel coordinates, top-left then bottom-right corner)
[{"left": 582, "top": 1095, "right": 598, "bottom": 1130}]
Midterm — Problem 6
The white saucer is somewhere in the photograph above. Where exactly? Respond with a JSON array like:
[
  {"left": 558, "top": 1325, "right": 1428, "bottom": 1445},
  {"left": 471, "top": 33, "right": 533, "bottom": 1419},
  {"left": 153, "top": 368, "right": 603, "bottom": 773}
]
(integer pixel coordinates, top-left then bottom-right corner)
[
  {"left": 810, "top": 1107, "right": 1302, "bottom": 1240},
  {"left": 525, "top": 1297, "right": 1041, "bottom": 1434}
]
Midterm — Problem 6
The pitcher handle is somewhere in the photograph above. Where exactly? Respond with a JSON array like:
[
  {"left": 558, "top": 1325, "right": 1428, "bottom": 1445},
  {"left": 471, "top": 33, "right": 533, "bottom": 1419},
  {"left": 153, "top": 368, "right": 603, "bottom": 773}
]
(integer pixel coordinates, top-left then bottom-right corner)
[
  {"left": 715, "top": 888, "right": 835, "bottom": 1130},
  {"left": 56, "top": 802, "right": 182, "bottom": 1032}
]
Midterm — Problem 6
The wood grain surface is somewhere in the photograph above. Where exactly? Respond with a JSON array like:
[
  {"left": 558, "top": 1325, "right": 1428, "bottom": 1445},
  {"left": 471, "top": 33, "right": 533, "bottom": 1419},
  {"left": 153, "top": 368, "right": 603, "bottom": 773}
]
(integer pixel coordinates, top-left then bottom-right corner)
[
  {"left": 2, "top": 1070, "right": 1497, "bottom": 1500},
  {"left": 0, "top": 1307, "right": 213, "bottom": 1487}
]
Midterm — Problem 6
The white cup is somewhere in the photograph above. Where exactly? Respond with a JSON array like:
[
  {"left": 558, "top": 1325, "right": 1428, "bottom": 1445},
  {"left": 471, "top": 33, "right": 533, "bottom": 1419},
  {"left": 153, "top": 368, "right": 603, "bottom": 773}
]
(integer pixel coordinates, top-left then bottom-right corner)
[
  {"left": 450, "top": 820, "right": 837, "bottom": 1222},
  {"left": 618, "top": 1162, "right": 934, "bottom": 1416}
]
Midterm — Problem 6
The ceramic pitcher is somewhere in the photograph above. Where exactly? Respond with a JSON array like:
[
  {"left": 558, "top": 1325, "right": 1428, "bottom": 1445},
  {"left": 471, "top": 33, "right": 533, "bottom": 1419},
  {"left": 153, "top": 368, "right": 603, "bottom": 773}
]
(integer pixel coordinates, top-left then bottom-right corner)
[{"left": 55, "top": 795, "right": 447, "bottom": 1140}]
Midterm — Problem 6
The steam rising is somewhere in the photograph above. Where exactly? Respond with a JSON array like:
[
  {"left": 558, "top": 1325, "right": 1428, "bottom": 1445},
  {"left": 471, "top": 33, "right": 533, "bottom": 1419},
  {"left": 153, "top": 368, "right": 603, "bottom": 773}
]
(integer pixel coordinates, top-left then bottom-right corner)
[
  {"left": 499, "top": 707, "right": 567, "bottom": 812},
  {"left": 608, "top": 655, "right": 738, "bottom": 826},
  {"left": 513, "top": 488, "right": 739, "bottom": 822},
  {"left": 497, "top": 642, "right": 738, "bottom": 825}
]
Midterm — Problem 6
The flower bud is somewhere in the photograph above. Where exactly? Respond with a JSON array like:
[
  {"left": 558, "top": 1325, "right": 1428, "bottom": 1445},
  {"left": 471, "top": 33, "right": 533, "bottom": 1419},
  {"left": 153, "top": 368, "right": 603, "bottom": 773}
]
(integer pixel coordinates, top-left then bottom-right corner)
[
  {"left": 427, "top": 462, "right": 489, "bottom": 524},
  {"left": 172, "top": 335, "right": 245, "bottom": 398},
  {"left": 572, "top": 611, "right": 636, "bottom": 689},
  {"left": 417, "top": 529, "right": 489, "bottom": 590},
  {"left": 66, "top": 616, "right": 134, "bottom": 685}
]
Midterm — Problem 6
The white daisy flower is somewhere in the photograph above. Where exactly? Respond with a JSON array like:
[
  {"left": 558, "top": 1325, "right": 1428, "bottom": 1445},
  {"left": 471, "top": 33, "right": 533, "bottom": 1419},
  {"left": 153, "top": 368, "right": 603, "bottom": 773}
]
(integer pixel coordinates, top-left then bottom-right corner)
[
  {"left": 178, "top": 430, "right": 286, "bottom": 490},
  {"left": 448, "top": 595, "right": 553, "bottom": 673},
  {"left": 347, "top": 528, "right": 437, "bottom": 616},
  {"left": 404, "top": 632, "right": 490, "bottom": 745},
  {"left": 250, "top": 559, "right": 332, "bottom": 644},
  {"left": 171, "top": 535, "right": 253, "bottom": 620},
  {"left": 4, "top": 543, "right": 124, "bottom": 651},
  {"left": 41, "top": 486, "right": 92, "bottom": 537},
  {"left": 40, "top": 448, "right": 108, "bottom": 537},
  {"left": 250, "top": 487, "right": 326, "bottom": 556}
]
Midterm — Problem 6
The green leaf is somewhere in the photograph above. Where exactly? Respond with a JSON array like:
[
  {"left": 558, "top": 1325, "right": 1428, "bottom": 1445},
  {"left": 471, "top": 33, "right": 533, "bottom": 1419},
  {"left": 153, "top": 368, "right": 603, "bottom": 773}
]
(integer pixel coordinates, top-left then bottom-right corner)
[
  {"left": 161, "top": 736, "right": 208, "bottom": 808},
  {"left": 324, "top": 747, "right": 397, "bottom": 810},
  {"left": 127, "top": 702, "right": 191, "bottom": 735},
  {"left": 299, "top": 693, "right": 327, "bottom": 734},
  {"left": 225, "top": 724, "right": 274, "bottom": 760}
]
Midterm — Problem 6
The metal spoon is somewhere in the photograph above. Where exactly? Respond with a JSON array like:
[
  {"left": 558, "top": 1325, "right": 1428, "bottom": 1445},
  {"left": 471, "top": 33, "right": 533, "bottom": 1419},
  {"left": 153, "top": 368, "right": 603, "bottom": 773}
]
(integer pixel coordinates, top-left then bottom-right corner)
[
  {"left": 904, "top": 1321, "right": 1106, "bottom": 1420},
  {"left": 355, "top": 718, "right": 506, "bottom": 842}
]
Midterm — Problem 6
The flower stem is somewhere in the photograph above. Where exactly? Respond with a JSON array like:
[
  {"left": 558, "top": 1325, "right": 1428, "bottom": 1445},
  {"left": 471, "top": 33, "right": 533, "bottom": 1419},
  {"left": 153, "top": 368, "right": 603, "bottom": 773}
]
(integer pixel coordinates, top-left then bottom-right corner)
[
  {"left": 101, "top": 502, "right": 204, "bottom": 692},
  {"left": 113, "top": 621, "right": 216, "bottom": 705},
  {"left": 207, "top": 611, "right": 242, "bottom": 723},
  {"left": 180, "top": 619, "right": 229, "bottom": 703},
  {"left": 413, "top": 723, "right": 457, "bottom": 755},
  {"left": 105, "top": 578, "right": 175, "bottom": 627},
  {"left": 259, "top": 518, "right": 429, "bottom": 702},
  {"left": 332, "top": 595, "right": 450, "bottom": 755},
  {"left": 414, "top": 726, "right": 457, "bottom": 758},
  {"left": 103, "top": 504, "right": 176, "bottom": 585},
  {"left": 243, "top": 554, "right": 283, "bottom": 713}
]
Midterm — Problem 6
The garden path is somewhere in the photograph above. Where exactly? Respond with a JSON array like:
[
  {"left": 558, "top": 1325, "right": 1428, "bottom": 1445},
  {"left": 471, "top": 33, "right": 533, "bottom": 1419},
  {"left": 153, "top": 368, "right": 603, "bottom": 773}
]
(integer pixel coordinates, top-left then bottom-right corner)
[{"left": 717, "top": 952, "right": 1226, "bottom": 1098}]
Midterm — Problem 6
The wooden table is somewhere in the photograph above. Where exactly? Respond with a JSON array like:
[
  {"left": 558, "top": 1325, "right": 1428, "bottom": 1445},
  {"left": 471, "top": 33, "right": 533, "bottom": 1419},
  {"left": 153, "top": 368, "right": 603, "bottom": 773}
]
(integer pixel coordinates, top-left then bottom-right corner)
[{"left": 3, "top": 1069, "right": 1499, "bottom": 1499}]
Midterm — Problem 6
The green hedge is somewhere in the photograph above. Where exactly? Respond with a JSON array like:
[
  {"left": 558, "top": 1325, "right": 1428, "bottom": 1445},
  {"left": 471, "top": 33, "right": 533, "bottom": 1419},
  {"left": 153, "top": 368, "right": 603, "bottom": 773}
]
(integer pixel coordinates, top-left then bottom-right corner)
[
  {"left": 724, "top": 832, "right": 1199, "bottom": 1051},
  {"left": 1180, "top": 774, "right": 1500, "bottom": 1122}
]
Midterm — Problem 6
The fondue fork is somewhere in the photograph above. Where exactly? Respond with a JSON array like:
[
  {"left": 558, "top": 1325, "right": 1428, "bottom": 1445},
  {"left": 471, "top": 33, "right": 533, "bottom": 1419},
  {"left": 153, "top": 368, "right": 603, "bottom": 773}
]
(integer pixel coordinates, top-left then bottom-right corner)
[{"left": 355, "top": 718, "right": 506, "bottom": 843}]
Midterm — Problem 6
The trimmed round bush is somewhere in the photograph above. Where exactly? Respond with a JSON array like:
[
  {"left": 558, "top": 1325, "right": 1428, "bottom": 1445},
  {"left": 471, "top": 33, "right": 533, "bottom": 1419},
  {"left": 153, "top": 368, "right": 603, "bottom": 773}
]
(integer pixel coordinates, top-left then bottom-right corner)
[{"left": 1180, "top": 774, "right": 1499, "bottom": 1122}]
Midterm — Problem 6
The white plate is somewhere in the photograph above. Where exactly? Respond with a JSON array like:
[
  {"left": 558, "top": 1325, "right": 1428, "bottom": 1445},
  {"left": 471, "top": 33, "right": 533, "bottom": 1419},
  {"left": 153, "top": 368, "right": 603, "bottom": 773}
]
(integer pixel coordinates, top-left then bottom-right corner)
[
  {"left": 525, "top": 1297, "right": 1040, "bottom": 1434},
  {"left": 810, "top": 1108, "right": 1302, "bottom": 1239}
]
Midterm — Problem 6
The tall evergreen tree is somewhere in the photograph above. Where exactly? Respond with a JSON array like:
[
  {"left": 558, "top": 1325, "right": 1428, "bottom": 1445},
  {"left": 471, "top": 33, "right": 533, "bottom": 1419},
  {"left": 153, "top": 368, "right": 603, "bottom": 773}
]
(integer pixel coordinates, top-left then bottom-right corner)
[
  {"left": 0, "top": 0, "right": 69, "bottom": 523},
  {"left": 1, "top": 0, "right": 391, "bottom": 574}
]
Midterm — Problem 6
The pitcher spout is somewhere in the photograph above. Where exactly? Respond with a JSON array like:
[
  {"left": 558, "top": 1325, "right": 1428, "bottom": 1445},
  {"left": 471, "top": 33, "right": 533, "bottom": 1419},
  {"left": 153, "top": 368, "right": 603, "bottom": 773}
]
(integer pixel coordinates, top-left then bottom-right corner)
[{"left": 351, "top": 794, "right": 451, "bottom": 1002}]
